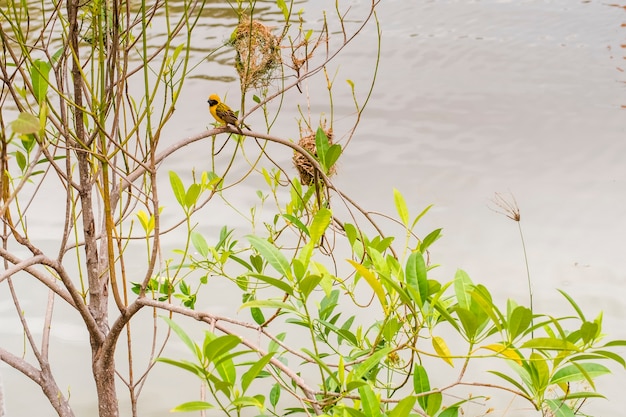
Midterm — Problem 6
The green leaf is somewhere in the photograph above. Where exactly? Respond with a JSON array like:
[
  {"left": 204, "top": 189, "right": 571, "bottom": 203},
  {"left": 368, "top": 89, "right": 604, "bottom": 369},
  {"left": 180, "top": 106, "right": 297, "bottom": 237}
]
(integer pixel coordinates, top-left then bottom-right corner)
[
  {"left": 156, "top": 357, "right": 205, "bottom": 377},
  {"left": 170, "top": 401, "right": 214, "bottom": 412},
  {"left": 15, "top": 150, "right": 27, "bottom": 172},
  {"left": 250, "top": 273, "right": 294, "bottom": 295},
  {"left": 426, "top": 392, "right": 442, "bottom": 416},
  {"left": 411, "top": 204, "right": 434, "bottom": 229},
  {"left": 550, "top": 363, "right": 611, "bottom": 385},
  {"left": 358, "top": 384, "right": 381, "bottom": 417},
  {"left": 282, "top": 213, "right": 310, "bottom": 237},
  {"left": 437, "top": 406, "right": 459, "bottom": 417},
  {"left": 405, "top": 251, "right": 428, "bottom": 307},
  {"left": 269, "top": 383, "right": 281, "bottom": 407},
  {"left": 160, "top": 316, "right": 200, "bottom": 358},
  {"left": 247, "top": 235, "right": 292, "bottom": 280},
  {"left": 240, "top": 299, "right": 296, "bottom": 313},
  {"left": 231, "top": 396, "right": 264, "bottom": 409},
  {"left": 420, "top": 228, "right": 442, "bottom": 252},
  {"left": 544, "top": 399, "right": 575, "bottom": 417},
  {"left": 309, "top": 207, "right": 332, "bottom": 243},
  {"left": 453, "top": 307, "right": 478, "bottom": 340},
  {"left": 580, "top": 321, "right": 599, "bottom": 344},
  {"left": 169, "top": 171, "right": 186, "bottom": 207},
  {"left": 393, "top": 188, "right": 409, "bottom": 226},
  {"left": 30, "top": 59, "right": 52, "bottom": 103},
  {"left": 185, "top": 183, "right": 201, "bottom": 208},
  {"left": 298, "top": 274, "right": 321, "bottom": 301},
  {"left": 203, "top": 334, "right": 241, "bottom": 363},
  {"left": 250, "top": 307, "right": 264, "bottom": 324},
  {"left": 349, "top": 347, "right": 392, "bottom": 382},
  {"left": 453, "top": 269, "right": 473, "bottom": 310},
  {"left": 242, "top": 352, "right": 275, "bottom": 392},
  {"left": 388, "top": 396, "right": 416, "bottom": 417},
  {"left": 276, "top": 0, "right": 289, "bottom": 20},
  {"left": 11, "top": 112, "right": 40, "bottom": 134},
  {"left": 315, "top": 127, "right": 330, "bottom": 169},
  {"left": 488, "top": 370, "right": 530, "bottom": 396},
  {"left": 191, "top": 231, "right": 209, "bottom": 258},
  {"left": 508, "top": 306, "right": 532, "bottom": 341},
  {"left": 325, "top": 144, "right": 342, "bottom": 170},
  {"left": 413, "top": 364, "right": 430, "bottom": 410},
  {"left": 520, "top": 338, "right": 579, "bottom": 351},
  {"left": 557, "top": 289, "right": 586, "bottom": 321}
]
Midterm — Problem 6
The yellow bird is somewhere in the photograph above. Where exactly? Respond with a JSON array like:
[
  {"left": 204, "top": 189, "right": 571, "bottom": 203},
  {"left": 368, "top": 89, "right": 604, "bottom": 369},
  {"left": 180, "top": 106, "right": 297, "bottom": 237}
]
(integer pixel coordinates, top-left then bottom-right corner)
[{"left": 207, "top": 94, "right": 249, "bottom": 133}]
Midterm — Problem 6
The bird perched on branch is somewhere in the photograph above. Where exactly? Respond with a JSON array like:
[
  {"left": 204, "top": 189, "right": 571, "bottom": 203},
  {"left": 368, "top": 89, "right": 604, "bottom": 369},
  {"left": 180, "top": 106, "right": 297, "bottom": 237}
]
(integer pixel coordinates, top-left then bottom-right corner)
[{"left": 207, "top": 94, "right": 249, "bottom": 133}]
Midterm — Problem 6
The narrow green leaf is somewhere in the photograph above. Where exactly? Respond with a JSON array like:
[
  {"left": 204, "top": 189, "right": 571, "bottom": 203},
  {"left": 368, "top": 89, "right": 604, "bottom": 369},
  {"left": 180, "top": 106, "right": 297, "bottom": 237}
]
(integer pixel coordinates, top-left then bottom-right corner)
[
  {"left": 276, "top": 0, "right": 289, "bottom": 20},
  {"left": 453, "top": 269, "right": 473, "bottom": 310},
  {"left": 453, "top": 307, "right": 478, "bottom": 340},
  {"left": 269, "top": 383, "right": 281, "bottom": 407},
  {"left": 488, "top": 370, "right": 530, "bottom": 396},
  {"left": 557, "top": 289, "right": 586, "bottom": 321},
  {"left": 250, "top": 273, "right": 294, "bottom": 295},
  {"left": 191, "top": 231, "right": 209, "bottom": 258},
  {"left": 550, "top": 363, "right": 610, "bottom": 385},
  {"left": 240, "top": 299, "right": 296, "bottom": 312},
  {"left": 585, "top": 350, "right": 625, "bottom": 368},
  {"left": 544, "top": 399, "right": 575, "bottom": 417},
  {"left": 349, "top": 347, "right": 392, "bottom": 382},
  {"left": 302, "top": 348, "right": 340, "bottom": 385},
  {"left": 325, "top": 144, "right": 342, "bottom": 170},
  {"left": 388, "top": 396, "right": 416, "bottom": 417},
  {"left": 242, "top": 352, "right": 275, "bottom": 392},
  {"left": 520, "top": 338, "right": 579, "bottom": 351},
  {"left": 602, "top": 339, "right": 626, "bottom": 348},
  {"left": 508, "top": 306, "right": 532, "bottom": 341},
  {"left": 15, "top": 150, "right": 26, "bottom": 172},
  {"left": 358, "top": 384, "right": 381, "bottom": 417},
  {"left": 30, "top": 59, "right": 52, "bottom": 103},
  {"left": 231, "top": 396, "right": 264, "bottom": 409},
  {"left": 393, "top": 188, "right": 409, "bottom": 226},
  {"left": 315, "top": 127, "right": 329, "bottom": 169},
  {"left": 155, "top": 357, "right": 205, "bottom": 377},
  {"left": 405, "top": 251, "right": 428, "bottom": 307},
  {"left": 282, "top": 213, "right": 310, "bottom": 237},
  {"left": 160, "top": 316, "right": 200, "bottom": 358},
  {"left": 413, "top": 364, "right": 430, "bottom": 410},
  {"left": 420, "top": 228, "right": 442, "bottom": 252},
  {"left": 411, "top": 204, "right": 434, "bottom": 229},
  {"left": 170, "top": 401, "right": 214, "bottom": 412},
  {"left": 247, "top": 235, "right": 292, "bottom": 280},
  {"left": 169, "top": 171, "right": 186, "bottom": 207}
]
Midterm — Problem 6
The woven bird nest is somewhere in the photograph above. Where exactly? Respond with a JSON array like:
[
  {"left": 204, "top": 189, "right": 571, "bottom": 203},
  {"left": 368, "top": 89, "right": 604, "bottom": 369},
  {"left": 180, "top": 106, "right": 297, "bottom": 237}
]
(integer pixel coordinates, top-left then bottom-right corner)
[
  {"left": 231, "top": 18, "right": 281, "bottom": 91},
  {"left": 293, "top": 128, "right": 336, "bottom": 186}
]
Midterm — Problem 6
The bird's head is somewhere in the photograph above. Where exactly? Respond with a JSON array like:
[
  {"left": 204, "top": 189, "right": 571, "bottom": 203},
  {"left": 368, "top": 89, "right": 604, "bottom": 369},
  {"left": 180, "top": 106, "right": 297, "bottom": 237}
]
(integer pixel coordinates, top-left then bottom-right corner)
[{"left": 208, "top": 94, "right": 220, "bottom": 106}]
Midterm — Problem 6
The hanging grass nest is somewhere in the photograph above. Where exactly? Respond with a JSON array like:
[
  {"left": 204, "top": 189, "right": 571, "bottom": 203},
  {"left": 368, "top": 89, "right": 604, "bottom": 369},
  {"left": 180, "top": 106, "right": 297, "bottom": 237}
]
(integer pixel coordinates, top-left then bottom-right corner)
[
  {"left": 230, "top": 18, "right": 281, "bottom": 91},
  {"left": 293, "top": 128, "right": 336, "bottom": 186}
]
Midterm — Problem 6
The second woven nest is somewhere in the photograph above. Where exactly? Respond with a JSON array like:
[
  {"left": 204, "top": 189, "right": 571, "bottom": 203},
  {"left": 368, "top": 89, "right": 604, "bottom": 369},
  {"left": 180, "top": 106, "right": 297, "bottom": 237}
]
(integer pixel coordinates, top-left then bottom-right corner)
[{"left": 293, "top": 128, "right": 336, "bottom": 186}]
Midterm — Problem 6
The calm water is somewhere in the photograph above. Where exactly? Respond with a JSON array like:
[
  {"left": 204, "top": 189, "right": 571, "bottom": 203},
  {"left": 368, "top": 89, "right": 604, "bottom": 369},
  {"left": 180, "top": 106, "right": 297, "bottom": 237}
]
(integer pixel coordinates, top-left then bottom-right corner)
[{"left": 2, "top": 0, "right": 626, "bottom": 415}]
